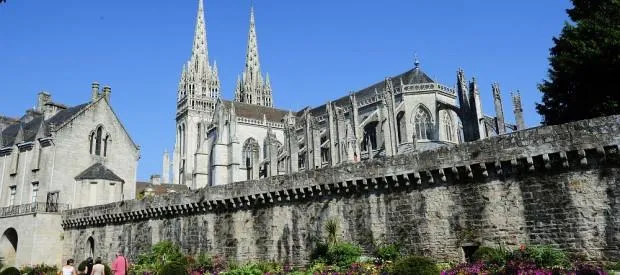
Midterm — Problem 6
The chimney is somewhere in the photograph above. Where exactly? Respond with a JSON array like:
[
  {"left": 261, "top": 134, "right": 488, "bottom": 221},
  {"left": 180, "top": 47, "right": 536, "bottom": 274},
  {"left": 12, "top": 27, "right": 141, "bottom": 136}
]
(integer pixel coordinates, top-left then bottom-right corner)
[
  {"left": 102, "top": 86, "right": 111, "bottom": 101},
  {"left": 91, "top": 82, "right": 100, "bottom": 102},
  {"left": 37, "top": 91, "right": 51, "bottom": 113}
]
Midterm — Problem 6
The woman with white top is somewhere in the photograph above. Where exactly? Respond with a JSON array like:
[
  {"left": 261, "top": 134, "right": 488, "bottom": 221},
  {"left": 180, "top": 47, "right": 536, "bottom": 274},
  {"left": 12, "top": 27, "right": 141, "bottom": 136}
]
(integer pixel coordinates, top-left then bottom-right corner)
[
  {"left": 61, "top": 259, "right": 77, "bottom": 275},
  {"left": 91, "top": 257, "right": 106, "bottom": 275}
]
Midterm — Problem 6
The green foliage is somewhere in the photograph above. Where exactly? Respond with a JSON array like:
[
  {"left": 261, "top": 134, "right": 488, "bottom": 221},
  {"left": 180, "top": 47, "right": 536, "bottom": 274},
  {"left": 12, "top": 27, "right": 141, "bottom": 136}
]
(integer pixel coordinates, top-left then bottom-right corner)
[
  {"left": 375, "top": 243, "right": 401, "bottom": 262},
  {"left": 605, "top": 261, "right": 620, "bottom": 271},
  {"left": 537, "top": 0, "right": 620, "bottom": 125},
  {"left": 390, "top": 256, "right": 439, "bottom": 275},
  {"left": 194, "top": 252, "right": 213, "bottom": 270},
  {"left": 324, "top": 218, "right": 339, "bottom": 246},
  {"left": 471, "top": 246, "right": 508, "bottom": 266},
  {"left": 519, "top": 245, "right": 570, "bottom": 268},
  {"left": 131, "top": 240, "right": 186, "bottom": 274},
  {"left": 20, "top": 264, "right": 58, "bottom": 275},
  {"left": 158, "top": 261, "right": 187, "bottom": 275},
  {"left": 325, "top": 242, "right": 362, "bottom": 268},
  {"left": 220, "top": 263, "right": 263, "bottom": 275},
  {"left": 0, "top": 267, "right": 20, "bottom": 275},
  {"left": 252, "top": 261, "right": 282, "bottom": 273},
  {"left": 309, "top": 241, "right": 329, "bottom": 262}
]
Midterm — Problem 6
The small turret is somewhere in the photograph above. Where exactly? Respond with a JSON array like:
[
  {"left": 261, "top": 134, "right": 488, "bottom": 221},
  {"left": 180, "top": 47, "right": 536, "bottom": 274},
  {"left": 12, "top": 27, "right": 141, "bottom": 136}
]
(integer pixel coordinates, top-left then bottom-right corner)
[
  {"left": 492, "top": 83, "right": 505, "bottom": 134},
  {"left": 512, "top": 91, "right": 525, "bottom": 130}
]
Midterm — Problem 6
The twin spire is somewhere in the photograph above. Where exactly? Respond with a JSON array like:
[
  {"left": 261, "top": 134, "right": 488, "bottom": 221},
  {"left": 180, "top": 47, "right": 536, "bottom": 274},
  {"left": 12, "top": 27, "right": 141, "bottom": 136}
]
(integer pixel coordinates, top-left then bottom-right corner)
[
  {"left": 235, "top": 4, "right": 273, "bottom": 107},
  {"left": 178, "top": 0, "right": 273, "bottom": 111}
]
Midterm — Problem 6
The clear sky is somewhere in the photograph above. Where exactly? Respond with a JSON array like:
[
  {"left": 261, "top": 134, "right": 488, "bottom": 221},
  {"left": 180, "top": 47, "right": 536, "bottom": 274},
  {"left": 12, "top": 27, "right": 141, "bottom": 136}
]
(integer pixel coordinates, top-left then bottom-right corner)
[{"left": 0, "top": 0, "right": 572, "bottom": 181}]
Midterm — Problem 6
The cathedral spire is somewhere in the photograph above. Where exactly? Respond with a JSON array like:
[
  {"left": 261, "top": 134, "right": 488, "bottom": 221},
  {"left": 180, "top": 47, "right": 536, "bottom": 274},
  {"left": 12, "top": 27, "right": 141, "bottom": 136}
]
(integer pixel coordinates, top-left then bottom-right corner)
[
  {"left": 235, "top": 4, "right": 273, "bottom": 107},
  {"left": 244, "top": 4, "right": 261, "bottom": 85},
  {"left": 191, "top": 0, "right": 208, "bottom": 61}
]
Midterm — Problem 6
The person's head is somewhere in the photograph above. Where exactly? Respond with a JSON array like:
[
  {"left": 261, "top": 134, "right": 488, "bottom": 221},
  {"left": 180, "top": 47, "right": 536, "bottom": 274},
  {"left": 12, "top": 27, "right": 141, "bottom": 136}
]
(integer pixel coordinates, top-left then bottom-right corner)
[
  {"left": 95, "top": 257, "right": 102, "bottom": 264},
  {"left": 87, "top": 257, "right": 93, "bottom": 264},
  {"left": 66, "top": 259, "right": 74, "bottom": 265},
  {"left": 116, "top": 250, "right": 124, "bottom": 257}
]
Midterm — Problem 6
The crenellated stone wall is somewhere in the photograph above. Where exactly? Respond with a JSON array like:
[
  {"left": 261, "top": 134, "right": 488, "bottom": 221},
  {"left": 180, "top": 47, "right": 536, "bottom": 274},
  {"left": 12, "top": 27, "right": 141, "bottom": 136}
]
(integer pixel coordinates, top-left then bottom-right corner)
[{"left": 62, "top": 115, "right": 620, "bottom": 265}]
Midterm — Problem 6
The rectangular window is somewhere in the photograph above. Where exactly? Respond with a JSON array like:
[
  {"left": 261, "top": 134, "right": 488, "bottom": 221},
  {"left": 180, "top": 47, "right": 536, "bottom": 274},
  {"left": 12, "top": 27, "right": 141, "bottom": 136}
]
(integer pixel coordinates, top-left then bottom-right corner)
[
  {"left": 9, "top": 149, "right": 19, "bottom": 175},
  {"left": 9, "top": 186, "right": 16, "bottom": 206},
  {"left": 31, "top": 182, "right": 39, "bottom": 203}
]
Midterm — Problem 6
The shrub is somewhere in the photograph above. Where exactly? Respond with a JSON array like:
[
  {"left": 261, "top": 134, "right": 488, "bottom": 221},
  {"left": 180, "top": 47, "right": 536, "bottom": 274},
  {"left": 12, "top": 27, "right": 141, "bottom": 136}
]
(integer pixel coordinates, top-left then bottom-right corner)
[
  {"left": 158, "top": 261, "right": 187, "bottom": 275},
  {"left": 132, "top": 240, "right": 185, "bottom": 273},
  {"left": 324, "top": 218, "right": 340, "bottom": 245},
  {"left": 220, "top": 263, "right": 263, "bottom": 275},
  {"left": 309, "top": 241, "right": 329, "bottom": 262},
  {"left": 605, "top": 261, "right": 620, "bottom": 271},
  {"left": 471, "top": 246, "right": 507, "bottom": 266},
  {"left": 0, "top": 267, "right": 20, "bottom": 275},
  {"left": 524, "top": 245, "right": 570, "bottom": 268},
  {"left": 375, "top": 243, "right": 400, "bottom": 262},
  {"left": 253, "top": 261, "right": 282, "bottom": 273},
  {"left": 325, "top": 242, "right": 362, "bottom": 268},
  {"left": 20, "top": 264, "right": 58, "bottom": 275},
  {"left": 391, "top": 256, "right": 439, "bottom": 275}
]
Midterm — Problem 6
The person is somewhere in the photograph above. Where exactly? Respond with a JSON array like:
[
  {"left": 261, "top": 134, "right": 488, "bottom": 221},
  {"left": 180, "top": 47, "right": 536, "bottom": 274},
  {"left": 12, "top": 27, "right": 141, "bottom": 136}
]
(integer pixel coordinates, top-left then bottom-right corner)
[
  {"left": 91, "top": 257, "right": 106, "bottom": 275},
  {"left": 111, "top": 250, "right": 128, "bottom": 275},
  {"left": 61, "top": 259, "right": 77, "bottom": 275},
  {"left": 83, "top": 257, "right": 93, "bottom": 275}
]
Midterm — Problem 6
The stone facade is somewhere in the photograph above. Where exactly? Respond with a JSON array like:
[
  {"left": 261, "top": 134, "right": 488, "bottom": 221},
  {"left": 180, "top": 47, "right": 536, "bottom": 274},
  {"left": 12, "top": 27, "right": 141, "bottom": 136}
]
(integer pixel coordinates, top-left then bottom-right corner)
[
  {"left": 63, "top": 115, "right": 620, "bottom": 265},
  {"left": 0, "top": 84, "right": 140, "bottom": 267},
  {"left": 168, "top": 0, "right": 526, "bottom": 189}
]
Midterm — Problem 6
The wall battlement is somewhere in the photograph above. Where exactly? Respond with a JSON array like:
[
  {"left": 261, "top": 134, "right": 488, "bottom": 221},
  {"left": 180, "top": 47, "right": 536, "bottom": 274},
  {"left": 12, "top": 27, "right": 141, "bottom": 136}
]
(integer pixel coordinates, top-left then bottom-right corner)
[
  {"left": 62, "top": 115, "right": 620, "bottom": 264},
  {"left": 63, "top": 115, "right": 620, "bottom": 228}
]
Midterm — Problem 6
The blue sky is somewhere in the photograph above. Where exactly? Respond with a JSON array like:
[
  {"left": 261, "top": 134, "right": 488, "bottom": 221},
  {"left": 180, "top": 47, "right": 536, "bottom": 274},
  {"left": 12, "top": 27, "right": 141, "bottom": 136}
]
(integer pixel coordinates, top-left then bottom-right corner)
[{"left": 0, "top": 0, "right": 571, "bottom": 181}]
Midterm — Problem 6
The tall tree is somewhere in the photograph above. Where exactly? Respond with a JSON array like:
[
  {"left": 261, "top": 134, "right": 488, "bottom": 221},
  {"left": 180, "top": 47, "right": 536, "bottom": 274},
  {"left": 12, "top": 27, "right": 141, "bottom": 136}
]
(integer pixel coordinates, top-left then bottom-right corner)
[{"left": 537, "top": 0, "right": 620, "bottom": 125}]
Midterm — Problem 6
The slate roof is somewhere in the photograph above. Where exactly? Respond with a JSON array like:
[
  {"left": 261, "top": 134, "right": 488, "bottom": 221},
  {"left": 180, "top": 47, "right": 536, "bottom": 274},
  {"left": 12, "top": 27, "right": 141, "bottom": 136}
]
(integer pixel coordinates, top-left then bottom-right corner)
[
  {"left": 308, "top": 67, "right": 435, "bottom": 116},
  {"left": 136, "top": 182, "right": 188, "bottom": 196},
  {"left": 0, "top": 116, "right": 18, "bottom": 129},
  {"left": 74, "top": 163, "right": 125, "bottom": 183},
  {"left": 223, "top": 100, "right": 289, "bottom": 123},
  {"left": 1, "top": 103, "right": 89, "bottom": 147}
]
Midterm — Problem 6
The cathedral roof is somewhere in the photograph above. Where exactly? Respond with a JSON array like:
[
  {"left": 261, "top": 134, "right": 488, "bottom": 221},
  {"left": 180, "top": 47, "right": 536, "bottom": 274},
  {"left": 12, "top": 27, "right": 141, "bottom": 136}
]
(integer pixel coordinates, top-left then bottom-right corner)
[
  {"left": 75, "top": 163, "right": 125, "bottom": 183},
  {"left": 136, "top": 182, "right": 188, "bottom": 196},
  {"left": 308, "top": 66, "right": 435, "bottom": 116},
  {"left": 224, "top": 100, "right": 288, "bottom": 123},
  {"left": 1, "top": 103, "right": 89, "bottom": 147}
]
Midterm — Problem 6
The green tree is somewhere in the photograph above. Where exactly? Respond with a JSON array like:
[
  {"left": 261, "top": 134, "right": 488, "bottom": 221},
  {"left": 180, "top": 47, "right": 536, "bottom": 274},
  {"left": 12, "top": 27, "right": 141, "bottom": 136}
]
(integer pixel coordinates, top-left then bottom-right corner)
[{"left": 537, "top": 0, "right": 620, "bottom": 125}]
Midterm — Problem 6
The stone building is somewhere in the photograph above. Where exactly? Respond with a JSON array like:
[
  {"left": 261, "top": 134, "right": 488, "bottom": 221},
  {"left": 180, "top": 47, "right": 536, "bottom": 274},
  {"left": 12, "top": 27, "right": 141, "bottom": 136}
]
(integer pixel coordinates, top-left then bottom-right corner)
[
  {"left": 168, "top": 0, "right": 527, "bottom": 188},
  {"left": 0, "top": 84, "right": 140, "bottom": 266}
]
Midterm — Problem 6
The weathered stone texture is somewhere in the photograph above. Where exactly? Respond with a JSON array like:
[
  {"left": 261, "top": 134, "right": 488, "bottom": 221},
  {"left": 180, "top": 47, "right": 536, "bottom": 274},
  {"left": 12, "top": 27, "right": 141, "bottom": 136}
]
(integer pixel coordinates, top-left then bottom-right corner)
[{"left": 63, "top": 115, "right": 620, "bottom": 264}]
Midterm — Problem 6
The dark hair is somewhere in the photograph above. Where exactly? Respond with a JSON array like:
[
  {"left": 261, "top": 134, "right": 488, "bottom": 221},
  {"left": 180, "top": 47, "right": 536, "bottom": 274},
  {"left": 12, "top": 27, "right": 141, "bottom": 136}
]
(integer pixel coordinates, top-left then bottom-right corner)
[
  {"left": 95, "top": 257, "right": 102, "bottom": 264},
  {"left": 87, "top": 257, "right": 93, "bottom": 264},
  {"left": 67, "top": 258, "right": 74, "bottom": 265}
]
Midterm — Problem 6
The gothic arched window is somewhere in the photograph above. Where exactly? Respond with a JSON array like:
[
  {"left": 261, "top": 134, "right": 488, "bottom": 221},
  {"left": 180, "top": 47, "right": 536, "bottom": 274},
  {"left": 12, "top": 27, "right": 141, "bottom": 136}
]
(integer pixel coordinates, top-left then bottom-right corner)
[
  {"left": 361, "top": 121, "right": 378, "bottom": 151},
  {"left": 442, "top": 112, "right": 454, "bottom": 142},
  {"left": 242, "top": 138, "right": 260, "bottom": 180},
  {"left": 95, "top": 126, "right": 103, "bottom": 155},
  {"left": 415, "top": 107, "right": 432, "bottom": 140},
  {"left": 197, "top": 123, "right": 202, "bottom": 149},
  {"left": 103, "top": 134, "right": 110, "bottom": 157},
  {"left": 89, "top": 132, "right": 95, "bottom": 154},
  {"left": 396, "top": 111, "right": 406, "bottom": 144}
]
